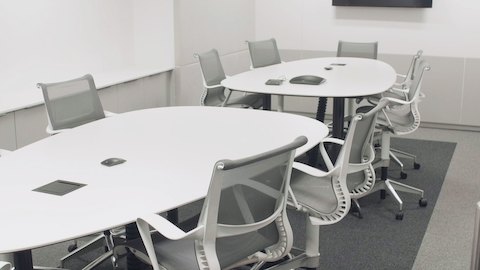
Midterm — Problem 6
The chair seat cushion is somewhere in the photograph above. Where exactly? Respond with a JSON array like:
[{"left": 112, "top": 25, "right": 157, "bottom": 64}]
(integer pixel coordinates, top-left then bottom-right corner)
[
  {"left": 228, "top": 93, "right": 264, "bottom": 109},
  {"left": 383, "top": 90, "right": 407, "bottom": 100},
  {"left": 376, "top": 106, "right": 415, "bottom": 133},
  {"left": 290, "top": 168, "right": 338, "bottom": 215},
  {"left": 357, "top": 105, "right": 415, "bottom": 134},
  {"left": 127, "top": 234, "right": 200, "bottom": 270},
  {"left": 347, "top": 171, "right": 368, "bottom": 191},
  {"left": 126, "top": 227, "right": 277, "bottom": 269}
]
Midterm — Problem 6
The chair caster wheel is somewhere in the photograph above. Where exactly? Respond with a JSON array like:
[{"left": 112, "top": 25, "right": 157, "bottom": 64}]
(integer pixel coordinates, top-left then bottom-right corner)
[
  {"left": 414, "top": 162, "right": 421, "bottom": 170},
  {"left": 396, "top": 212, "right": 404, "bottom": 220},
  {"left": 419, "top": 198, "right": 428, "bottom": 207},
  {"left": 400, "top": 172, "right": 408, "bottom": 179},
  {"left": 67, "top": 243, "right": 77, "bottom": 252}
]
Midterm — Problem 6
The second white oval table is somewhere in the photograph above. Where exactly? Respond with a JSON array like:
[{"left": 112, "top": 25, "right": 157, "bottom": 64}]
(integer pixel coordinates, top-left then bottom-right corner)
[{"left": 222, "top": 57, "right": 396, "bottom": 139}]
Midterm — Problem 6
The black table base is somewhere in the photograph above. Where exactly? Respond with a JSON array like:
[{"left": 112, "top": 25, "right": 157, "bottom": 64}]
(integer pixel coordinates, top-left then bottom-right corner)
[{"left": 14, "top": 250, "right": 33, "bottom": 270}]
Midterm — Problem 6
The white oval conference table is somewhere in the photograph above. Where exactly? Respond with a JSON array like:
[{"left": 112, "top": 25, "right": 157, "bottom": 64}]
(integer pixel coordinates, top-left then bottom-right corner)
[
  {"left": 222, "top": 57, "right": 396, "bottom": 139},
  {"left": 0, "top": 106, "right": 328, "bottom": 269}
]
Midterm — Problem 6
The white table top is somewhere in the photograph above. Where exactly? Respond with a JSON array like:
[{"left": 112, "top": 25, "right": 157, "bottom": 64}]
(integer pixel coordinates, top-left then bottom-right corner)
[
  {"left": 222, "top": 57, "right": 396, "bottom": 98},
  {"left": 0, "top": 106, "right": 328, "bottom": 253}
]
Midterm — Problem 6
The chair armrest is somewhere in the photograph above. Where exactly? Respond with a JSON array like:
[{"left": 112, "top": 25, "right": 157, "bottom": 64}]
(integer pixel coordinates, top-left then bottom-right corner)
[
  {"left": 289, "top": 162, "right": 336, "bottom": 211},
  {"left": 394, "top": 74, "right": 408, "bottom": 86},
  {"left": 221, "top": 91, "right": 233, "bottom": 107},
  {"left": 292, "top": 162, "right": 330, "bottom": 178},
  {"left": 319, "top": 138, "right": 344, "bottom": 170},
  {"left": 389, "top": 86, "right": 410, "bottom": 94},
  {"left": 137, "top": 213, "right": 203, "bottom": 241},
  {"left": 104, "top": 111, "right": 117, "bottom": 117},
  {"left": 383, "top": 96, "right": 413, "bottom": 106},
  {"left": 46, "top": 124, "right": 70, "bottom": 135},
  {"left": 347, "top": 147, "right": 375, "bottom": 173},
  {"left": 203, "top": 82, "right": 223, "bottom": 89},
  {"left": 136, "top": 213, "right": 203, "bottom": 270},
  {"left": 321, "top": 137, "right": 344, "bottom": 145}
]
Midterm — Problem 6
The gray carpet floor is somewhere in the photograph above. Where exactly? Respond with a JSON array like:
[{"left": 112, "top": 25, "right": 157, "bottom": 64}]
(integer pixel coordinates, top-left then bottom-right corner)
[
  {"left": 290, "top": 138, "right": 456, "bottom": 270},
  {"left": 31, "top": 137, "right": 456, "bottom": 270}
]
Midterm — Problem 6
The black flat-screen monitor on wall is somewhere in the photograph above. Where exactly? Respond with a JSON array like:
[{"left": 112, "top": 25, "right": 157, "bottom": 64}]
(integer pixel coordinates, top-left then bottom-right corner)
[{"left": 333, "top": 0, "right": 432, "bottom": 8}]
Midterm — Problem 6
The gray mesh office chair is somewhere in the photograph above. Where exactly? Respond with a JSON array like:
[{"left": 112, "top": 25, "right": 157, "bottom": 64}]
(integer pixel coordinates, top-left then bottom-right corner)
[
  {"left": 276, "top": 109, "right": 382, "bottom": 268},
  {"left": 0, "top": 261, "right": 11, "bottom": 270},
  {"left": 247, "top": 38, "right": 283, "bottom": 111},
  {"left": 37, "top": 74, "right": 119, "bottom": 268},
  {"left": 367, "top": 50, "right": 423, "bottom": 105},
  {"left": 344, "top": 99, "right": 396, "bottom": 218},
  {"left": 37, "top": 74, "right": 114, "bottom": 135},
  {"left": 337, "top": 40, "right": 378, "bottom": 59},
  {"left": 247, "top": 38, "right": 282, "bottom": 69},
  {"left": 369, "top": 50, "right": 424, "bottom": 178},
  {"left": 393, "top": 50, "right": 424, "bottom": 91},
  {"left": 335, "top": 40, "right": 379, "bottom": 121},
  {"left": 121, "top": 137, "right": 307, "bottom": 270},
  {"left": 195, "top": 49, "right": 263, "bottom": 108},
  {"left": 367, "top": 59, "right": 431, "bottom": 220}
]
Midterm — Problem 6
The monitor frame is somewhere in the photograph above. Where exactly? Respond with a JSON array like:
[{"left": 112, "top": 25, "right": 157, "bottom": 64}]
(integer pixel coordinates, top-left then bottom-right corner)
[{"left": 332, "top": 0, "right": 432, "bottom": 8}]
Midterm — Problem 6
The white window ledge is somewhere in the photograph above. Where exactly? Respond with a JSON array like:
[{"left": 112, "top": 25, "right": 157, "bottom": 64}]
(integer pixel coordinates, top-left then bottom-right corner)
[{"left": 0, "top": 66, "right": 173, "bottom": 115}]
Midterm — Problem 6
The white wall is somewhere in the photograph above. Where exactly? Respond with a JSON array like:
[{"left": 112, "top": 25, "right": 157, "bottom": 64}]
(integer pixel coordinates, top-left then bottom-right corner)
[
  {"left": 173, "top": 0, "right": 255, "bottom": 106},
  {"left": 133, "top": 0, "right": 174, "bottom": 69},
  {"left": 255, "top": 0, "right": 480, "bottom": 58},
  {"left": 0, "top": 0, "right": 174, "bottom": 89},
  {"left": 174, "top": 0, "right": 255, "bottom": 66},
  {"left": 255, "top": 0, "right": 480, "bottom": 127}
]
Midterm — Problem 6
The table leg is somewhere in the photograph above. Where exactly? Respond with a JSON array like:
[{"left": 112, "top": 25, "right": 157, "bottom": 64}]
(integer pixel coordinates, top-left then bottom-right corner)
[
  {"left": 263, "top": 94, "right": 272, "bottom": 110},
  {"left": 380, "top": 132, "right": 391, "bottom": 200},
  {"left": 125, "top": 223, "right": 146, "bottom": 270},
  {"left": 13, "top": 250, "right": 33, "bottom": 270},
  {"left": 330, "top": 97, "right": 346, "bottom": 162},
  {"left": 307, "top": 97, "right": 328, "bottom": 167},
  {"left": 167, "top": 209, "right": 179, "bottom": 224},
  {"left": 332, "top": 97, "right": 346, "bottom": 139},
  {"left": 277, "top": 96, "right": 284, "bottom": 112}
]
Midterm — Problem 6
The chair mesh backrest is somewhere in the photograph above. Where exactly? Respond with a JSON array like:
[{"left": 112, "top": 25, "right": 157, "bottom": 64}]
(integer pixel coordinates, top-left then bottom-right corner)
[
  {"left": 346, "top": 108, "right": 378, "bottom": 190},
  {"left": 199, "top": 137, "right": 307, "bottom": 268},
  {"left": 247, "top": 38, "right": 282, "bottom": 68},
  {"left": 405, "top": 50, "right": 423, "bottom": 83},
  {"left": 349, "top": 109, "right": 377, "bottom": 165},
  {"left": 337, "top": 40, "right": 378, "bottom": 59},
  {"left": 407, "top": 59, "right": 430, "bottom": 101},
  {"left": 198, "top": 49, "right": 227, "bottom": 87},
  {"left": 37, "top": 74, "right": 105, "bottom": 130},
  {"left": 197, "top": 49, "right": 227, "bottom": 106}
]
